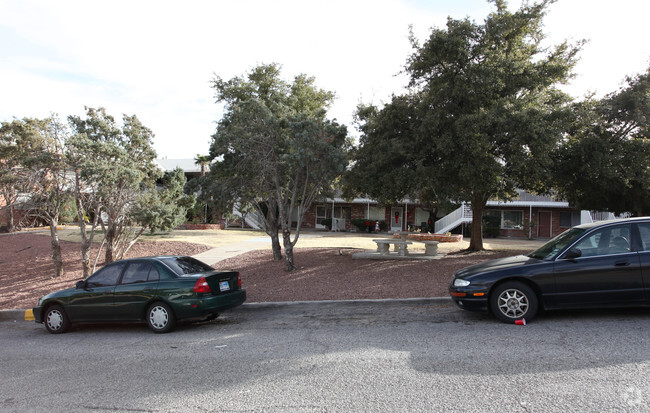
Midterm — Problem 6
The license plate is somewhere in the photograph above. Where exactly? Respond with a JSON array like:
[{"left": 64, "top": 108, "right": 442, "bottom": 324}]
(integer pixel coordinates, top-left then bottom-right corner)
[{"left": 219, "top": 281, "right": 230, "bottom": 292}]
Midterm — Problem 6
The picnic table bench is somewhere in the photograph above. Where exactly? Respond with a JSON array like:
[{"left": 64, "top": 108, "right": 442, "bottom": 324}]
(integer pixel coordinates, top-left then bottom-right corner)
[
  {"left": 421, "top": 240, "right": 439, "bottom": 256},
  {"left": 373, "top": 239, "right": 412, "bottom": 256}
]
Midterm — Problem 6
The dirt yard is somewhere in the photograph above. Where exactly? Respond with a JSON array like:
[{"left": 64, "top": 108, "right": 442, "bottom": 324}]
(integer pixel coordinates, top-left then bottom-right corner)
[{"left": 0, "top": 231, "right": 531, "bottom": 310}]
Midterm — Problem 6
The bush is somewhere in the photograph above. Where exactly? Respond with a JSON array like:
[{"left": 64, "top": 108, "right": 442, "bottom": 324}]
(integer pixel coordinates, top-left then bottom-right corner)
[
  {"left": 321, "top": 218, "right": 332, "bottom": 229},
  {"left": 483, "top": 215, "right": 501, "bottom": 238},
  {"left": 351, "top": 219, "right": 370, "bottom": 232}
]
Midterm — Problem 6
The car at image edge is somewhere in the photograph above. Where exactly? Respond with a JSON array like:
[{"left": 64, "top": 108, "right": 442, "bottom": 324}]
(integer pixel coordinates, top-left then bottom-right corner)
[
  {"left": 33, "top": 255, "right": 246, "bottom": 334},
  {"left": 449, "top": 217, "right": 650, "bottom": 323}
]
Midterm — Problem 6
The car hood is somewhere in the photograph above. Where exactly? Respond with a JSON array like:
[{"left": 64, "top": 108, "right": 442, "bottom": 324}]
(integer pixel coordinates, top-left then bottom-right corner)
[
  {"left": 454, "top": 255, "right": 542, "bottom": 279},
  {"left": 38, "top": 287, "right": 77, "bottom": 303}
]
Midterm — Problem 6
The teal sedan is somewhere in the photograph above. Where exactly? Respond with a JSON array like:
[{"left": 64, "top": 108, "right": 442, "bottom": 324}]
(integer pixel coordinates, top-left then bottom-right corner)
[{"left": 33, "top": 256, "right": 246, "bottom": 334}]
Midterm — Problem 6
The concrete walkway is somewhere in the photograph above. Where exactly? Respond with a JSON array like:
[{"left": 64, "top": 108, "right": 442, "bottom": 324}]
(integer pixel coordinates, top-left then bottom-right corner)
[{"left": 191, "top": 236, "right": 272, "bottom": 266}]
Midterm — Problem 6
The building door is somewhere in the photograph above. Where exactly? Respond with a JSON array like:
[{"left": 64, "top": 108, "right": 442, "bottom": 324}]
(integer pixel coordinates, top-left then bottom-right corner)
[
  {"left": 538, "top": 211, "right": 551, "bottom": 238},
  {"left": 315, "top": 206, "right": 328, "bottom": 229},
  {"left": 391, "top": 208, "right": 403, "bottom": 232}
]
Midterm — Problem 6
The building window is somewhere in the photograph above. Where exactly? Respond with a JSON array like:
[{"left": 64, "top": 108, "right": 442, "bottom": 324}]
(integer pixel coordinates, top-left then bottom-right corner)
[
  {"left": 559, "top": 211, "right": 580, "bottom": 228},
  {"left": 333, "top": 206, "right": 351, "bottom": 220},
  {"left": 502, "top": 211, "right": 523, "bottom": 229},
  {"left": 368, "top": 206, "right": 384, "bottom": 221}
]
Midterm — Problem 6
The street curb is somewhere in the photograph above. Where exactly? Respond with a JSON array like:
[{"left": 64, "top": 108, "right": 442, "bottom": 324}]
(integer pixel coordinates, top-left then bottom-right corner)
[
  {"left": 0, "top": 309, "right": 33, "bottom": 322},
  {"left": 1, "top": 297, "right": 452, "bottom": 322},
  {"left": 240, "top": 297, "right": 452, "bottom": 308}
]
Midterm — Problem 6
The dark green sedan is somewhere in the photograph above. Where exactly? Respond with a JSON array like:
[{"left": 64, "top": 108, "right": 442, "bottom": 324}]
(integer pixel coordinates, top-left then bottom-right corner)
[{"left": 33, "top": 256, "right": 246, "bottom": 334}]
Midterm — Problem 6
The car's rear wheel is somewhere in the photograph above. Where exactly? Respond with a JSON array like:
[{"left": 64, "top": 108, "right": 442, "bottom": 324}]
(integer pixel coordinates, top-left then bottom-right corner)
[
  {"left": 490, "top": 281, "right": 538, "bottom": 323},
  {"left": 146, "top": 302, "right": 176, "bottom": 333},
  {"left": 44, "top": 305, "right": 70, "bottom": 334}
]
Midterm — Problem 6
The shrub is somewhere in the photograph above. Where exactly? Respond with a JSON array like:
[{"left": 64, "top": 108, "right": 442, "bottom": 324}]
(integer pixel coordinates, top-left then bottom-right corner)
[
  {"left": 351, "top": 219, "right": 370, "bottom": 232},
  {"left": 483, "top": 215, "right": 501, "bottom": 238}
]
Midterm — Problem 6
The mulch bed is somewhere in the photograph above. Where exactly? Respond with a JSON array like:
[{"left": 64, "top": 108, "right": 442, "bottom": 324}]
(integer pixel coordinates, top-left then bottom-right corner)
[{"left": 0, "top": 233, "right": 528, "bottom": 309}]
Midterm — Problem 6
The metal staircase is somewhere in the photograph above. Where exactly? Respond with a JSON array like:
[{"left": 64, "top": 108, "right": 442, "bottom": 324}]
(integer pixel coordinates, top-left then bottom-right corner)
[
  {"left": 231, "top": 204, "right": 264, "bottom": 230},
  {"left": 434, "top": 203, "right": 472, "bottom": 234}
]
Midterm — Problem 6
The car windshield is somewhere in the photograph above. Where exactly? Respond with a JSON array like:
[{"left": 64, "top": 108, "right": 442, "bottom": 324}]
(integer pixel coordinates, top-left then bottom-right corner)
[
  {"left": 161, "top": 257, "right": 213, "bottom": 276},
  {"left": 528, "top": 227, "right": 587, "bottom": 260}
]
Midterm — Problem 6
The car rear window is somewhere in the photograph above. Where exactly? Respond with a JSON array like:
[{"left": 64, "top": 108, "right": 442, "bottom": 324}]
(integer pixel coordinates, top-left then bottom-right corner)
[{"left": 161, "top": 257, "right": 213, "bottom": 276}]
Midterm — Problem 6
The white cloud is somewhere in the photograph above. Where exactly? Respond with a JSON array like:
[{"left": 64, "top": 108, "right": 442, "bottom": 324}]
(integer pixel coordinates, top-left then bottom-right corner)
[{"left": 1, "top": 0, "right": 648, "bottom": 158}]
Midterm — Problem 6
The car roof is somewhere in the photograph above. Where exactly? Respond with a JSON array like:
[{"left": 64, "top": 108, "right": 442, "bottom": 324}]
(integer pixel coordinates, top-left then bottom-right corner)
[
  {"left": 575, "top": 216, "right": 650, "bottom": 231},
  {"left": 107, "top": 255, "right": 188, "bottom": 264}
]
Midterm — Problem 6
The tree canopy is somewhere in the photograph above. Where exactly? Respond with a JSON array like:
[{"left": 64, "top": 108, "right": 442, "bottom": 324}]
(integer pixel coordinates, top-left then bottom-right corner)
[
  {"left": 68, "top": 107, "right": 194, "bottom": 267},
  {"left": 205, "top": 63, "right": 350, "bottom": 270},
  {"left": 346, "top": 0, "right": 581, "bottom": 250},
  {"left": 554, "top": 66, "right": 650, "bottom": 216}
]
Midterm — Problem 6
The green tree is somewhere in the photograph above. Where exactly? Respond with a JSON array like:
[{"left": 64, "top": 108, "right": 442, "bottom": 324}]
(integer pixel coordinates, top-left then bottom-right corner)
[
  {"left": 68, "top": 107, "right": 163, "bottom": 265},
  {"left": 349, "top": 0, "right": 580, "bottom": 250},
  {"left": 207, "top": 64, "right": 350, "bottom": 270},
  {"left": 555, "top": 67, "right": 650, "bottom": 216},
  {"left": 134, "top": 167, "right": 195, "bottom": 235},
  {"left": 24, "top": 115, "right": 71, "bottom": 278},
  {"left": 0, "top": 116, "right": 70, "bottom": 277},
  {"left": 343, "top": 95, "right": 454, "bottom": 224},
  {"left": 0, "top": 118, "right": 44, "bottom": 232},
  {"left": 192, "top": 154, "right": 211, "bottom": 223}
]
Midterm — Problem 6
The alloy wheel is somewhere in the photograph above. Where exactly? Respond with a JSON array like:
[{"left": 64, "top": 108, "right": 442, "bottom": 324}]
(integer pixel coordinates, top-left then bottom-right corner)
[{"left": 497, "top": 288, "right": 529, "bottom": 319}]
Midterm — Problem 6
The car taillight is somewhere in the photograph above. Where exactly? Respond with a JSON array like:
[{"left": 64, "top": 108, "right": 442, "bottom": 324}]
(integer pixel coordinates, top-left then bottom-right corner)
[
  {"left": 237, "top": 272, "right": 242, "bottom": 288},
  {"left": 193, "top": 277, "right": 212, "bottom": 293}
]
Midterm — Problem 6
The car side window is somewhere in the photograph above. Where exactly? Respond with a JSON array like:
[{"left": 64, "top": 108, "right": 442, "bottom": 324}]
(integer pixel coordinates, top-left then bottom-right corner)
[
  {"left": 639, "top": 223, "right": 650, "bottom": 251},
  {"left": 87, "top": 263, "right": 125, "bottom": 287},
  {"left": 148, "top": 266, "right": 160, "bottom": 281},
  {"left": 121, "top": 262, "right": 153, "bottom": 285},
  {"left": 573, "top": 225, "right": 632, "bottom": 257}
]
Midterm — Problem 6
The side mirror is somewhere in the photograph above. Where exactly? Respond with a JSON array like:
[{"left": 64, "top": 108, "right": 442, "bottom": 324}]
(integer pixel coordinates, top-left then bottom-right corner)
[
  {"left": 562, "top": 248, "right": 582, "bottom": 260},
  {"left": 75, "top": 280, "right": 86, "bottom": 289}
]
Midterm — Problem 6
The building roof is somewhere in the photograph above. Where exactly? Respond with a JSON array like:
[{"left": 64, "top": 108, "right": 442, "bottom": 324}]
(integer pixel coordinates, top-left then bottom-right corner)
[
  {"left": 486, "top": 189, "right": 569, "bottom": 208},
  {"left": 155, "top": 158, "right": 207, "bottom": 174}
]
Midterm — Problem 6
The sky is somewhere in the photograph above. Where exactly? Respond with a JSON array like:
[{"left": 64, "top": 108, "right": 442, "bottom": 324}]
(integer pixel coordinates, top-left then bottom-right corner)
[{"left": 1, "top": 0, "right": 649, "bottom": 160}]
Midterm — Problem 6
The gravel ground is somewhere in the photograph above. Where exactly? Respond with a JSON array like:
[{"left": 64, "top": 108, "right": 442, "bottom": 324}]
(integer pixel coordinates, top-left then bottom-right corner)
[
  {"left": 212, "top": 247, "right": 529, "bottom": 303},
  {"left": 0, "top": 233, "right": 211, "bottom": 310},
  {"left": 0, "top": 231, "right": 530, "bottom": 310}
]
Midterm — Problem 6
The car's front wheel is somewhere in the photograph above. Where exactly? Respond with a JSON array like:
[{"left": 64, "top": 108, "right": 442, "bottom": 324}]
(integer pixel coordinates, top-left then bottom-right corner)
[
  {"left": 44, "top": 305, "right": 70, "bottom": 334},
  {"left": 146, "top": 302, "right": 176, "bottom": 333},
  {"left": 490, "top": 281, "right": 538, "bottom": 323}
]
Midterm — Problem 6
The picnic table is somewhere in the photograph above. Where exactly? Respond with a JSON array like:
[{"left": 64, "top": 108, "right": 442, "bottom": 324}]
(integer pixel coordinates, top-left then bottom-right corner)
[
  {"left": 372, "top": 239, "right": 412, "bottom": 256},
  {"left": 392, "top": 232, "right": 440, "bottom": 256}
]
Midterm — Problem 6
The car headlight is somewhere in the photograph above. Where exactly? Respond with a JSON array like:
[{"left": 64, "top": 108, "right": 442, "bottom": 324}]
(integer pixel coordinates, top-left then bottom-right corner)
[{"left": 454, "top": 279, "right": 470, "bottom": 287}]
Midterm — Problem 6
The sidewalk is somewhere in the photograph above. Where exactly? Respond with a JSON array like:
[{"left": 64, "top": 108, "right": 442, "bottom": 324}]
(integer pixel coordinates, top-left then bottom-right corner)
[{"left": 191, "top": 236, "right": 272, "bottom": 266}]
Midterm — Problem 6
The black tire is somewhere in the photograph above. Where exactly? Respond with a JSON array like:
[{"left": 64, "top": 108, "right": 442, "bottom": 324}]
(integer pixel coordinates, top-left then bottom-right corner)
[
  {"left": 44, "top": 305, "right": 70, "bottom": 334},
  {"left": 205, "top": 313, "right": 220, "bottom": 321},
  {"left": 146, "top": 302, "right": 176, "bottom": 333},
  {"left": 490, "top": 281, "right": 539, "bottom": 323}
]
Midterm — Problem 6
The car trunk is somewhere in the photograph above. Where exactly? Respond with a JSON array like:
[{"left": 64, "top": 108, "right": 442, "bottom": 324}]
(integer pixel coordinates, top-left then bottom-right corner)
[{"left": 202, "top": 271, "right": 241, "bottom": 294}]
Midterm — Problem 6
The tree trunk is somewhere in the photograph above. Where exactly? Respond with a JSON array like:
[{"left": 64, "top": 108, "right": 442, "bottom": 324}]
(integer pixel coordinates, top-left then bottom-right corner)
[
  {"left": 282, "top": 229, "right": 297, "bottom": 272},
  {"left": 468, "top": 195, "right": 488, "bottom": 251},
  {"left": 270, "top": 230, "right": 282, "bottom": 261},
  {"left": 77, "top": 214, "right": 92, "bottom": 278},
  {"left": 80, "top": 237, "right": 91, "bottom": 278},
  {"left": 49, "top": 220, "right": 64, "bottom": 278},
  {"left": 73, "top": 172, "right": 92, "bottom": 278},
  {"left": 104, "top": 222, "right": 115, "bottom": 263},
  {"left": 8, "top": 204, "right": 15, "bottom": 232}
]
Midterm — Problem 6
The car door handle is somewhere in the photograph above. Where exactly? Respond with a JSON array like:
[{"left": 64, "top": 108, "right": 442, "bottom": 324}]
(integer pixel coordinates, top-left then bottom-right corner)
[
  {"left": 143, "top": 287, "right": 153, "bottom": 291},
  {"left": 614, "top": 260, "right": 630, "bottom": 267}
]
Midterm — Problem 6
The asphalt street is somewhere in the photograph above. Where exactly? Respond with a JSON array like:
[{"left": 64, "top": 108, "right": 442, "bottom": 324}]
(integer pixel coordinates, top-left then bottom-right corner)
[{"left": 1, "top": 299, "right": 648, "bottom": 412}]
